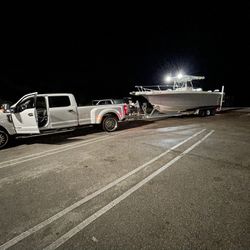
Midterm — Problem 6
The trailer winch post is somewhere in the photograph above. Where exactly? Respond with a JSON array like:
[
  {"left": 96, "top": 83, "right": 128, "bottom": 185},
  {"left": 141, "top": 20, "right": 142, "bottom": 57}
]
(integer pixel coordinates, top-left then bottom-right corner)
[{"left": 219, "top": 85, "right": 224, "bottom": 111}]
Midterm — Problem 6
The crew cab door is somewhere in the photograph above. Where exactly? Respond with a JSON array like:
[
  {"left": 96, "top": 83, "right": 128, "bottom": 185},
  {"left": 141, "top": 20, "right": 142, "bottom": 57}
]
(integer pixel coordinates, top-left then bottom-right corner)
[
  {"left": 11, "top": 93, "right": 40, "bottom": 134},
  {"left": 48, "top": 95, "right": 78, "bottom": 128}
]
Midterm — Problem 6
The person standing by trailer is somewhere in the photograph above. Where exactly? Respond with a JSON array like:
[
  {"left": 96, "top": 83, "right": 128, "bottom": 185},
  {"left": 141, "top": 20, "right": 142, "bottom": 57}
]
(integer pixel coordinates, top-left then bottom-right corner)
[
  {"left": 134, "top": 100, "right": 140, "bottom": 115},
  {"left": 0, "top": 105, "right": 5, "bottom": 112}
]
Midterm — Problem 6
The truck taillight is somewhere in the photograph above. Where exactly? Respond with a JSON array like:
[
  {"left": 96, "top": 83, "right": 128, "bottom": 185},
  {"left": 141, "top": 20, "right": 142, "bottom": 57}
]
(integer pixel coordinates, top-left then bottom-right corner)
[{"left": 123, "top": 104, "right": 129, "bottom": 115}]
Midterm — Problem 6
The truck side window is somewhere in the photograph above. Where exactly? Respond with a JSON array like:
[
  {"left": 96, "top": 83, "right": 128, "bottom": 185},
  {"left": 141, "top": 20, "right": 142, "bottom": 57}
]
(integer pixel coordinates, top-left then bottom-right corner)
[
  {"left": 98, "top": 101, "right": 106, "bottom": 105},
  {"left": 17, "top": 97, "right": 35, "bottom": 112},
  {"left": 48, "top": 96, "right": 70, "bottom": 108},
  {"left": 98, "top": 100, "right": 112, "bottom": 105}
]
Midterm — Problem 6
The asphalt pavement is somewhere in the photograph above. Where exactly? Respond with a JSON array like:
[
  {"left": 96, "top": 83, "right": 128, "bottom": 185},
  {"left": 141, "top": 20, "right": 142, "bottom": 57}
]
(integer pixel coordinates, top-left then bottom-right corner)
[{"left": 0, "top": 108, "right": 249, "bottom": 250}]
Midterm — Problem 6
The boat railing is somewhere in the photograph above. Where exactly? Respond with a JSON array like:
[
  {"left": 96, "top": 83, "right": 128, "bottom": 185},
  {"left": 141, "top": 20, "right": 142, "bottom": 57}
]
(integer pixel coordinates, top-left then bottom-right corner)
[
  {"left": 135, "top": 85, "right": 173, "bottom": 92},
  {"left": 134, "top": 76, "right": 206, "bottom": 92}
]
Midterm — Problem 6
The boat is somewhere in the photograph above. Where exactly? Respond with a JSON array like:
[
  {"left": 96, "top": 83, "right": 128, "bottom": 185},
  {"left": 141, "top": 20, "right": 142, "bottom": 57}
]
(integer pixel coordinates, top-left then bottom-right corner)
[{"left": 130, "top": 75, "right": 224, "bottom": 115}]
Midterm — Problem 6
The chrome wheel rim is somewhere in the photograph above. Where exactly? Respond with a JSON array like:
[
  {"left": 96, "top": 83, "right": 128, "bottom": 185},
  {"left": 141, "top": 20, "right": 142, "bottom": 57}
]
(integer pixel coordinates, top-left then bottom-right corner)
[
  {"left": 0, "top": 131, "right": 8, "bottom": 148},
  {"left": 105, "top": 118, "right": 117, "bottom": 131}
]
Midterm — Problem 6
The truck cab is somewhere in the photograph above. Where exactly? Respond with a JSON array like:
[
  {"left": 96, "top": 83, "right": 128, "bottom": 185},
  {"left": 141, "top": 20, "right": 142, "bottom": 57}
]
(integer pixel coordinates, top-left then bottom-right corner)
[{"left": 9, "top": 93, "right": 79, "bottom": 134}]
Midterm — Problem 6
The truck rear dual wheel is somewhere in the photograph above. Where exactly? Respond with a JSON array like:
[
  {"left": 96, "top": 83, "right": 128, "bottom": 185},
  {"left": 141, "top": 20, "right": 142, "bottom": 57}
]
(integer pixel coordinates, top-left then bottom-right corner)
[
  {"left": 102, "top": 116, "right": 118, "bottom": 132},
  {"left": 0, "top": 130, "right": 9, "bottom": 149}
]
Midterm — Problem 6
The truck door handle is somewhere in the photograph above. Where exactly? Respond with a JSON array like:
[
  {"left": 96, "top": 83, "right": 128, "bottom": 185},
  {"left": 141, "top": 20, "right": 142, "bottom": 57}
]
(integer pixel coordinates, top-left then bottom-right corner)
[
  {"left": 68, "top": 109, "right": 74, "bottom": 112},
  {"left": 28, "top": 113, "right": 34, "bottom": 116}
]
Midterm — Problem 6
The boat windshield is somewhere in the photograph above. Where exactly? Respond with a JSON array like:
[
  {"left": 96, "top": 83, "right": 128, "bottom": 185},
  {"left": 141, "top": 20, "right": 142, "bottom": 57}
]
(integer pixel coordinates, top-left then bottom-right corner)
[{"left": 133, "top": 75, "right": 204, "bottom": 93}]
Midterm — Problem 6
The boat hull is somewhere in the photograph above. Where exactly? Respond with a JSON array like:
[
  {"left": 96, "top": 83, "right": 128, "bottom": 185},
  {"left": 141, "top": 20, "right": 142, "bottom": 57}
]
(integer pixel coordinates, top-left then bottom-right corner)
[{"left": 141, "top": 91, "right": 222, "bottom": 113}]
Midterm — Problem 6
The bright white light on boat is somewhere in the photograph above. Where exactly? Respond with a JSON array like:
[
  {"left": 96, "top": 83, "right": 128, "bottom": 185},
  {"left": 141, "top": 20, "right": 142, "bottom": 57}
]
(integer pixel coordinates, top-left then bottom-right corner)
[
  {"left": 164, "top": 75, "right": 172, "bottom": 82},
  {"left": 177, "top": 73, "right": 183, "bottom": 79}
]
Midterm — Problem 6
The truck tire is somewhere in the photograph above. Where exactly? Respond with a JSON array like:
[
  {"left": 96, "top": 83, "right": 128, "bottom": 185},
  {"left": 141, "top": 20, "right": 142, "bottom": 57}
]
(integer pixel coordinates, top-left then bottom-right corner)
[
  {"left": 102, "top": 115, "right": 118, "bottom": 132},
  {"left": 0, "top": 130, "right": 9, "bottom": 149}
]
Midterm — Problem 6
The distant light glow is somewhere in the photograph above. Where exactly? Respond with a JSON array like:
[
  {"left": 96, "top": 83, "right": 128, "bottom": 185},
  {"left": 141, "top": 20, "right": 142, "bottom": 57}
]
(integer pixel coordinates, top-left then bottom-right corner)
[
  {"left": 177, "top": 72, "right": 183, "bottom": 79},
  {"left": 164, "top": 75, "right": 172, "bottom": 82}
]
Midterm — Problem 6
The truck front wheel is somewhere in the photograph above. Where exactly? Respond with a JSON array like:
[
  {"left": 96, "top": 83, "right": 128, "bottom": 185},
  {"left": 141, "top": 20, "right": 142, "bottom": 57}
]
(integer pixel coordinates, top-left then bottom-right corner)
[
  {"left": 0, "top": 130, "right": 9, "bottom": 149},
  {"left": 102, "top": 115, "right": 118, "bottom": 132}
]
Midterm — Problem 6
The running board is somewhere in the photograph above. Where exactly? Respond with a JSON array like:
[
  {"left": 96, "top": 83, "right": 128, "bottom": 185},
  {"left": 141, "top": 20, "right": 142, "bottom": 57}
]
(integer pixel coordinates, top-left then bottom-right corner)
[{"left": 16, "top": 128, "right": 76, "bottom": 139}]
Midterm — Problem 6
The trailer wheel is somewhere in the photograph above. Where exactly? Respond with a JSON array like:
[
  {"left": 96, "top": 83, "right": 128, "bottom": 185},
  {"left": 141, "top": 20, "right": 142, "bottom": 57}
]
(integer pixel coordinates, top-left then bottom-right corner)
[
  {"left": 198, "top": 110, "right": 205, "bottom": 117},
  {"left": 0, "top": 130, "right": 9, "bottom": 149},
  {"left": 102, "top": 115, "right": 118, "bottom": 132},
  {"left": 205, "top": 109, "right": 211, "bottom": 116},
  {"left": 210, "top": 109, "right": 216, "bottom": 116}
]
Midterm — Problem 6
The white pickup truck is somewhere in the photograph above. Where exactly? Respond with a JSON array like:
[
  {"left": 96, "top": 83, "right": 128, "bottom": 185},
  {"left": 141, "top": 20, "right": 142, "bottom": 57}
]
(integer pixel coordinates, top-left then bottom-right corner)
[{"left": 0, "top": 92, "right": 128, "bottom": 149}]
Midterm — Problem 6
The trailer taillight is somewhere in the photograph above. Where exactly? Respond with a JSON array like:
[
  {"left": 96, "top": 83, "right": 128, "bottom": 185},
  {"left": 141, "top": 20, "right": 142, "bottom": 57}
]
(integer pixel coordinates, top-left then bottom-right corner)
[{"left": 123, "top": 104, "right": 129, "bottom": 115}]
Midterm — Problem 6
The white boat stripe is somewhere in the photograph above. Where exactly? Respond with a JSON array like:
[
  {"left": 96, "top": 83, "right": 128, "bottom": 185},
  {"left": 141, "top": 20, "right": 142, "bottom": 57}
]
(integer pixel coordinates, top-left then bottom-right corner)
[
  {"left": 44, "top": 130, "right": 214, "bottom": 250},
  {"left": 0, "top": 129, "right": 205, "bottom": 249}
]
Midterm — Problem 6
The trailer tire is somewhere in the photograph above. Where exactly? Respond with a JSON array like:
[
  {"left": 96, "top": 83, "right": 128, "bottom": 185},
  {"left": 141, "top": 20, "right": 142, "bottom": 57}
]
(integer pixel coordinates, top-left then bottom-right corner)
[
  {"left": 210, "top": 109, "right": 216, "bottom": 116},
  {"left": 102, "top": 115, "right": 118, "bottom": 132},
  {"left": 205, "top": 109, "right": 211, "bottom": 116},
  {"left": 199, "top": 110, "right": 205, "bottom": 117},
  {"left": 0, "top": 129, "right": 9, "bottom": 149}
]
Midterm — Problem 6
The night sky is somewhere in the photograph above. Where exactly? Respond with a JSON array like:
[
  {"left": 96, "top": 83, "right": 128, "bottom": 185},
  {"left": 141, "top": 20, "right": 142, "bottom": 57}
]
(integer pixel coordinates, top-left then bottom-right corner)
[{"left": 0, "top": 4, "right": 249, "bottom": 106}]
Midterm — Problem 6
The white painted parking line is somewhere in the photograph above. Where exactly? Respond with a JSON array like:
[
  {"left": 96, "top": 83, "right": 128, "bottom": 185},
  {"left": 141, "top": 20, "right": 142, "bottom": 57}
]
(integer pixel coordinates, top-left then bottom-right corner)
[
  {"left": 0, "top": 135, "right": 109, "bottom": 169},
  {"left": 0, "top": 130, "right": 134, "bottom": 169},
  {"left": 0, "top": 129, "right": 205, "bottom": 250},
  {"left": 44, "top": 130, "right": 215, "bottom": 250}
]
